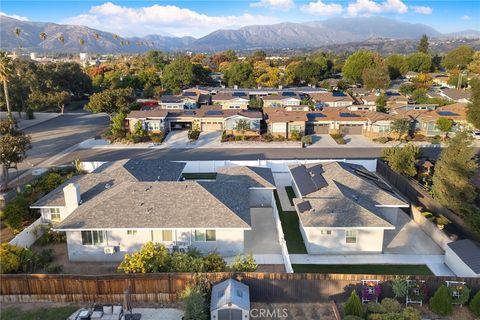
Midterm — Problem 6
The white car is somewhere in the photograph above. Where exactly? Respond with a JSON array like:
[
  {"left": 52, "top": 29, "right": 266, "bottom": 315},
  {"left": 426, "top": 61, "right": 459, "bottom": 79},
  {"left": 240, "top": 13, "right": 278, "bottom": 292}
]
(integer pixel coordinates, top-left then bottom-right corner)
[{"left": 472, "top": 131, "right": 480, "bottom": 139}]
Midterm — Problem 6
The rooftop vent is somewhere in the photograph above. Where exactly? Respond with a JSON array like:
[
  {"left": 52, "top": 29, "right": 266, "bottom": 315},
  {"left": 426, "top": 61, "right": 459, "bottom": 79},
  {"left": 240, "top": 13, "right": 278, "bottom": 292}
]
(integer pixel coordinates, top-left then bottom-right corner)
[{"left": 105, "top": 183, "right": 112, "bottom": 189}]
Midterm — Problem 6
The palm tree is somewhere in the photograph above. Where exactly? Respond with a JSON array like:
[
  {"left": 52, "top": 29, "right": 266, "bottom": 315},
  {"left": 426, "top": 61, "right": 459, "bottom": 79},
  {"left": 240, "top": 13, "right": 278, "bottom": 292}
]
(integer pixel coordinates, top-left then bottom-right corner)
[
  {"left": 93, "top": 32, "right": 100, "bottom": 40},
  {"left": 58, "top": 35, "right": 65, "bottom": 46},
  {"left": 0, "top": 52, "right": 14, "bottom": 123},
  {"left": 14, "top": 28, "right": 22, "bottom": 54},
  {"left": 79, "top": 38, "right": 85, "bottom": 46},
  {"left": 113, "top": 34, "right": 119, "bottom": 40},
  {"left": 39, "top": 32, "right": 47, "bottom": 56}
]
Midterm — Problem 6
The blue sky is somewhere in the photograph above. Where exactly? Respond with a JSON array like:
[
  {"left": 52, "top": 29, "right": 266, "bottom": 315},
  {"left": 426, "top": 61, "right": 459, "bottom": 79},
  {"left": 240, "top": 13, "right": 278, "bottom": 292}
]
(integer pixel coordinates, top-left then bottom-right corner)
[{"left": 1, "top": 0, "right": 479, "bottom": 37}]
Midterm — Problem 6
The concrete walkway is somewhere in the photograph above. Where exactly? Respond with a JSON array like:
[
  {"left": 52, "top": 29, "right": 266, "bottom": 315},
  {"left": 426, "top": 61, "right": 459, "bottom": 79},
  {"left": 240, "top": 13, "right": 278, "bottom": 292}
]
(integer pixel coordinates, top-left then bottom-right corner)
[
  {"left": 289, "top": 254, "right": 454, "bottom": 276},
  {"left": 277, "top": 186, "right": 296, "bottom": 211},
  {"left": 245, "top": 208, "right": 282, "bottom": 255},
  {"left": 2, "top": 111, "right": 61, "bottom": 130}
]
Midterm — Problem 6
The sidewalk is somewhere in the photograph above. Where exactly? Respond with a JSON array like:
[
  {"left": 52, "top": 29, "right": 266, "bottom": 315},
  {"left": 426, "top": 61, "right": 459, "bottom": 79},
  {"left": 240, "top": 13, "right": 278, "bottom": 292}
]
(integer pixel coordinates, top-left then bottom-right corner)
[
  {"left": 1, "top": 112, "right": 61, "bottom": 130},
  {"left": 289, "top": 254, "right": 455, "bottom": 276}
]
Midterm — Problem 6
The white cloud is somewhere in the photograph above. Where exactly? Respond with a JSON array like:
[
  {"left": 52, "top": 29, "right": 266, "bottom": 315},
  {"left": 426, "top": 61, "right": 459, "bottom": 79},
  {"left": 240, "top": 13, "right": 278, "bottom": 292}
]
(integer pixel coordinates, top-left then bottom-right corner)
[
  {"left": 63, "top": 2, "right": 279, "bottom": 37},
  {"left": 301, "top": 0, "right": 343, "bottom": 15},
  {"left": 347, "top": 0, "right": 408, "bottom": 16},
  {"left": 251, "top": 0, "right": 295, "bottom": 10},
  {"left": 412, "top": 6, "right": 432, "bottom": 14},
  {"left": 461, "top": 15, "right": 471, "bottom": 21},
  {"left": 0, "top": 11, "right": 29, "bottom": 21}
]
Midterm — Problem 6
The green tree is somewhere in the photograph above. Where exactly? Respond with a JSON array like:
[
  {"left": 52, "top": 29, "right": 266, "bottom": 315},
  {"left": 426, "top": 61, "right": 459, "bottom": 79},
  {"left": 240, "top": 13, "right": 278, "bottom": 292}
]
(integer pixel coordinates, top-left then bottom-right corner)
[
  {"left": 344, "top": 290, "right": 363, "bottom": 317},
  {"left": 429, "top": 285, "right": 453, "bottom": 316},
  {"left": 443, "top": 45, "right": 475, "bottom": 70},
  {"left": 418, "top": 34, "right": 429, "bottom": 54},
  {"left": 0, "top": 243, "right": 30, "bottom": 274},
  {"left": 203, "top": 252, "right": 226, "bottom": 272},
  {"left": 230, "top": 254, "right": 257, "bottom": 271},
  {"left": 181, "top": 285, "right": 208, "bottom": 320},
  {"left": 375, "top": 93, "right": 387, "bottom": 113},
  {"left": 389, "top": 118, "right": 411, "bottom": 141},
  {"left": 110, "top": 111, "right": 127, "bottom": 139},
  {"left": 381, "top": 144, "right": 420, "bottom": 177},
  {"left": 235, "top": 119, "right": 251, "bottom": 141},
  {"left": 470, "top": 290, "right": 480, "bottom": 317},
  {"left": 224, "top": 62, "right": 255, "bottom": 88},
  {"left": 386, "top": 54, "right": 408, "bottom": 79},
  {"left": 435, "top": 117, "right": 454, "bottom": 138},
  {"left": 162, "top": 56, "right": 195, "bottom": 93},
  {"left": 399, "top": 83, "right": 416, "bottom": 97},
  {"left": 117, "top": 242, "right": 171, "bottom": 273},
  {"left": 342, "top": 50, "right": 375, "bottom": 83},
  {"left": 0, "top": 121, "right": 31, "bottom": 191},
  {"left": 407, "top": 52, "right": 432, "bottom": 72},
  {"left": 0, "top": 52, "right": 14, "bottom": 123},
  {"left": 432, "top": 131, "right": 477, "bottom": 215},
  {"left": 467, "top": 78, "right": 480, "bottom": 128},
  {"left": 85, "top": 87, "right": 133, "bottom": 119},
  {"left": 132, "top": 120, "right": 145, "bottom": 137},
  {"left": 2, "top": 195, "right": 30, "bottom": 233},
  {"left": 362, "top": 64, "right": 390, "bottom": 90},
  {"left": 294, "top": 60, "right": 328, "bottom": 85}
]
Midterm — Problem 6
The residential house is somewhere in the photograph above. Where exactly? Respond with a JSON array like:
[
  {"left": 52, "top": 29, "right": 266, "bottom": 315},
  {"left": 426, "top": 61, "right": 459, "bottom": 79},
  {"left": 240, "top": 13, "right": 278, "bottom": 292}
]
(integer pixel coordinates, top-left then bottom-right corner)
[
  {"left": 309, "top": 92, "right": 355, "bottom": 108},
  {"left": 390, "top": 103, "right": 438, "bottom": 114},
  {"left": 159, "top": 95, "right": 200, "bottom": 110},
  {"left": 445, "top": 239, "right": 480, "bottom": 278},
  {"left": 429, "top": 73, "right": 450, "bottom": 87},
  {"left": 362, "top": 112, "right": 395, "bottom": 139},
  {"left": 288, "top": 162, "right": 408, "bottom": 254},
  {"left": 350, "top": 87, "right": 372, "bottom": 97},
  {"left": 33, "top": 160, "right": 276, "bottom": 261},
  {"left": 261, "top": 92, "right": 303, "bottom": 108},
  {"left": 306, "top": 108, "right": 367, "bottom": 135},
  {"left": 439, "top": 88, "right": 472, "bottom": 103},
  {"left": 126, "top": 110, "right": 169, "bottom": 133},
  {"left": 263, "top": 107, "right": 309, "bottom": 138},
  {"left": 182, "top": 88, "right": 211, "bottom": 106},
  {"left": 212, "top": 92, "right": 250, "bottom": 110},
  {"left": 412, "top": 103, "right": 469, "bottom": 137}
]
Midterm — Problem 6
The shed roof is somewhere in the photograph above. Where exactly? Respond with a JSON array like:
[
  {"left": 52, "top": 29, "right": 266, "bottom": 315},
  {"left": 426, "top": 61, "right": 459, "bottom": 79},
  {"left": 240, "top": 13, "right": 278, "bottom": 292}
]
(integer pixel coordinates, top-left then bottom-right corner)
[{"left": 211, "top": 279, "right": 250, "bottom": 311}]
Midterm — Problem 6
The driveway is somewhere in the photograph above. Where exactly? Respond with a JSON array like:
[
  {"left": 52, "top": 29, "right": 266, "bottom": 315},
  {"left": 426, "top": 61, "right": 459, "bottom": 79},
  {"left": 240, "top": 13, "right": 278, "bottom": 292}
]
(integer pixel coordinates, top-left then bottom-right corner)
[
  {"left": 308, "top": 134, "right": 338, "bottom": 147},
  {"left": 196, "top": 131, "right": 222, "bottom": 148},
  {"left": 244, "top": 208, "right": 282, "bottom": 255},
  {"left": 383, "top": 210, "right": 443, "bottom": 255},
  {"left": 162, "top": 131, "right": 222, "bottom": 148},
  {"left": 343, "top": 135, "right": 381, "bottom": 147}
]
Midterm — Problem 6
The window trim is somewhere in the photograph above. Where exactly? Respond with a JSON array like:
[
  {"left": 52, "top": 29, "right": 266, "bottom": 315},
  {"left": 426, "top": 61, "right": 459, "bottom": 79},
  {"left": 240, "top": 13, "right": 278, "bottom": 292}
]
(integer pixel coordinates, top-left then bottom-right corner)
[
  {"left": 194, "top": 229, "right": 216, "bottom": 242},
  {"left": 345, "top": 229, "right": 358, "bottom": 244},
  {"left": 81, "top": 230, "right": 106, "bottom": 246},
  {"left": 151, "top": 230, "right": 174, "bottom": 242}
]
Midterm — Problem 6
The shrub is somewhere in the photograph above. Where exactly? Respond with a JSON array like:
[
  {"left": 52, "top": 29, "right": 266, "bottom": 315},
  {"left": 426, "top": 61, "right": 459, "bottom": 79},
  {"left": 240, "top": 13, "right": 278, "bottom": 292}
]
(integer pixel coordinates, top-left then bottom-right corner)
[
  {"left": 401, "top": 307, "right": 421, "bottom": 320},
  {"left": 374, "top": 137, "right": 390, "bottom": 144},
  {"left": 274, "top": 135, "right": 286, "bottom": 142},
  {"left": 0, "top": 243, "right": 26, "bottom": 273},
  {"left": 234, "top": 135, "right": 243, "bottom": 141},
  {"left": 301, "top": 135, "right": 312, "bottom": 145},
  {"left": 187, "top": 129, "right": 200, "bottom": 141},
  {"left": 290, "top": 129, "right": 302, "bottom": 141},
  {"left": 470, "top": 290, "right": 480, "bottom": 317},
  {"left": 181, "top": 285, "right": 208, "bottom": 320},
  {"left": 36, "top": 248, "right": 54, "bottom": 268},
  {"left": 390, "top": 276, "right": 408, "bottom": 298},
  {"left": 448, "top": 284, "right": 471, "bottom": 305},
  {"left": 118, "top": 242, "right": 171, "bottom": 273},
  {"left": 262, "top": 132, "right": 273, "bottom": 142},
  {"left": 379, "top": 298, "right": 401, "bottom": 313},
  {"left": 3, "top": 195, "right": 30, "bottom": 233},
  {"left": 45, "top": 264, "right": 63, "bottom": 274},
  {"left": 133, "top": 120, "right": 146, "bottom": 138},
  {"left": 149, "top": 132, "right": 164, "bottom": 144},
  {"left": 345, "top": 290, "right": 364, "bottom": 317},
  {"left": 203, "top": 252, "right": 227, "bottom": 272},
  {"left": 230, "top": 254, "right": 257, "bottom": 272},
  {"left": 169, "top": 253, "right": 204, "bottom": 273},
  {"left": 331, "top": 133, "right": 346, "bottom": 144},
  {"left": 39, "top": 228, "right": 67, "bottom": 245},
  {"left": 427, "top": 135, "right": 441, "bottom": 144},
  {"left": 37, "top": 172, "right": 65, "bottom": 193},
  {"left": 429, "top": 285, "right": 453, "bottom": 316}
]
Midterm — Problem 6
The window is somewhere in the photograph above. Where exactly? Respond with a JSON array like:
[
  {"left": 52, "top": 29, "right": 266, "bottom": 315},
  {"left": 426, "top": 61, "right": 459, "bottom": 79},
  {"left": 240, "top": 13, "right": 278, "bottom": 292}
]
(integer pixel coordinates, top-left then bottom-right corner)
[
  {"left": 195, "top": 229, "right": 216, "bottom": 242},
  {"left": 49, "top": 208, "right": 61, "bottom": 222},
  {"left": 345, "top": 230, "right": 357, "bottom": 244},
  {"left": 127, "top": 230, "right": 137, "bottom": 235},
  {"left": 151, "top": 230, "right": 173, "bottom": 242},
  {"left": 147, "top": 122, "right": 161, "bottom": 131},
  {"left": 81, "top": 231, "right": 106, "bottom": 245},
  {"left": 320, "top": 230, "right": 332, "bottom": 236}
]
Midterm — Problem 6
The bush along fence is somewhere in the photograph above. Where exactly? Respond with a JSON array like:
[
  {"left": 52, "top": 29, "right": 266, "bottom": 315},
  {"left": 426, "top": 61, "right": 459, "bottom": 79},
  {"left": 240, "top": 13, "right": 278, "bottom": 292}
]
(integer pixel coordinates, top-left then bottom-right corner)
[
  {"left": 376, "top": 160, "right": 480, "bottom": 241},
  {"left": 1, "top": 273, "right": 480, "bottom": 304}
]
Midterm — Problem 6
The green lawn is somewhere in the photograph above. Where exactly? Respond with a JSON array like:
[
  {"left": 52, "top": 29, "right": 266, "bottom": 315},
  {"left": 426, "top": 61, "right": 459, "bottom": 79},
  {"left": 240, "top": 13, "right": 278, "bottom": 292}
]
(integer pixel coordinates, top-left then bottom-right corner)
[
  {"left": 1, "top": 306, "right": 78, "bottom": 320},
  {"left": 284, "top": 186, "right": 296, "bottom": 206},
  {"left": 292, "top": 264, "right": 434, "bottom": 275},
  {"left": 182, "top": 172, "right": 217, "bottom": 180},
  {"left": 274, "top": 191, "right": 307, "bottom": 254}
]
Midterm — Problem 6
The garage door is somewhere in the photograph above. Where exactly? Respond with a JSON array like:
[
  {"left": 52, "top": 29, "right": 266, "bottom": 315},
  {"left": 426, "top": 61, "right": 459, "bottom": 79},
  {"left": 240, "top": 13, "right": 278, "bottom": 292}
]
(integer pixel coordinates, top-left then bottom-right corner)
[
  {"left": 313, "top": 123, "right": 330, "bottom": 134},
  {"left": 202, "top": 121, "right": 223, "bottom": 131},
  {"left": 340, "top": 124, "right": 363, "bottom": 135}
]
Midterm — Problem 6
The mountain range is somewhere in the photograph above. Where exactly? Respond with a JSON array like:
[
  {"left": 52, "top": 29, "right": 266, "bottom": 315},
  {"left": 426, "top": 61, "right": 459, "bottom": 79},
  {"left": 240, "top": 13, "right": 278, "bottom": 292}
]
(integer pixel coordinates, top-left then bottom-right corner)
[{"left": 1, "top": 15, "right": 479, "bottom": 53}]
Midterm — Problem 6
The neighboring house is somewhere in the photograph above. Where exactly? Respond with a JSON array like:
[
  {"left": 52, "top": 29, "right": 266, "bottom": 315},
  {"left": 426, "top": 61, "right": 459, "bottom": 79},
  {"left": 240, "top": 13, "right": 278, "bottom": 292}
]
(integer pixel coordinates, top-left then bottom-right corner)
[
  {"left": 261, "top": 92, "right": 303, "bottom": 108},
  {"left": 212, "top": 92, "right": 250, "bottom": 109},
  {"left": 182, "top": 88, "right": 211, "bottom": 106},
  {"left": 390, "top": 104, "right": 438, "bottom": 114},
  {"left": 359, "top": 93, "right": 408, "bottom": 112},
  {"left": 362, "top": 112, "right": 395, "bottom": 139},
  {"left": 159, "top": 95, "right": 199, "bottom": 110},
  {"left": 263, "top": 107, "right": 309, "bottom": 138},
  {"left": 350, "top": 87, "right": 371, "bottom": 97},
  {"left": 126, "top": 110, "right": 169, "bottom": 133},
  {"left": 309, "top": 92, "right": 355, "bottom": 108},
  {"left": 440, "top": 88, "right": 472, "bottom": 103},
  {"left": 306, "top": 108, "right": 368, "bottom": 135},
  {"left": 429, "top": 73, "right": 450, "bottom": 87},
  {"left": 33, "top": 160, "right": 276, "bottom": 261},
  {"left": 412, "top": 103, "right": 469, "bottom": 137},
  {"left": 210, "top": 279, "right": 250, "bottom": 320},
  {"left": 289, "top": 162, "right": 408, "bottom": 254},
  {"left": 445, "top": 239, "right": 480, "bottom": 278},
  {"left": 405, "top": 71, "right": 419, "bottom": 79}
]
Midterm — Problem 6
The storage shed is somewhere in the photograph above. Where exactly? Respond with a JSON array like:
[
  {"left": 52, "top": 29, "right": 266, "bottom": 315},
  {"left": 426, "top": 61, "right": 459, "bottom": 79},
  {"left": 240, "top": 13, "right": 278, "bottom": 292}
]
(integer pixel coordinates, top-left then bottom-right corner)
[
  {"left": 210, "top": 279, "right": 250, "bottom": 320},
  {"left": 445, "top": 239, "right": 480, "bottom": 278}
]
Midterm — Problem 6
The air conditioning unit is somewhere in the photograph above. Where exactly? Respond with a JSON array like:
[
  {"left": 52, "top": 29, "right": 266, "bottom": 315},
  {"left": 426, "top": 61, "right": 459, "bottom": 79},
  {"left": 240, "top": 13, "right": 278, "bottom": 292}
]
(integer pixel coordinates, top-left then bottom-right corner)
[
  {"left": 177, "top": 245, "right": 190, "bottom": 253},
  {"left": 104, "top": 246, "right": 117, "bottom": 255}
]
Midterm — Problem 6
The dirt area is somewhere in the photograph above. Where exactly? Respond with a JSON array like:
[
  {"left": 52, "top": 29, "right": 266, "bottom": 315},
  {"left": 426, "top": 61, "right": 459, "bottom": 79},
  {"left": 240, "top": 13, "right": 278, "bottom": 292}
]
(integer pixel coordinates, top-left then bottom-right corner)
[
  {"left": 417, "top": 305, "right": 477, "bottom": 319},
  {"left": 31, "top": 242, "right": 118, "bottom": 274},
  {"left": 256, "top": 264, "right": 286, "bottom": 272},
  {"left": 251, "top": 302, "right": 336, "bottom": 320},
  {"left": 0, "top": 223, "right": 15, "bottom": 243}
]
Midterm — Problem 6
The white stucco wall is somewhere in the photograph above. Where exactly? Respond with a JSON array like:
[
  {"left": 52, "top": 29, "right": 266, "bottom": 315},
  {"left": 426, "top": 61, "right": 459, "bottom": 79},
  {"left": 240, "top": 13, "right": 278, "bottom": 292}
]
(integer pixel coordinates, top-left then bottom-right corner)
[
  {"left": 40, "top": 206, "right": 70, "bottom": 223},
  {"left": 66, "top": 228, "right": 246, "bottom": 262},
  {"left": 445, "top": 247, "right": 479, "bottom": 278},
  {"left": 303, "top": 228, "right": 385, "bottom": 254},
  {"left": 378, "top": 207, "right": 399, "bottom": 225}
]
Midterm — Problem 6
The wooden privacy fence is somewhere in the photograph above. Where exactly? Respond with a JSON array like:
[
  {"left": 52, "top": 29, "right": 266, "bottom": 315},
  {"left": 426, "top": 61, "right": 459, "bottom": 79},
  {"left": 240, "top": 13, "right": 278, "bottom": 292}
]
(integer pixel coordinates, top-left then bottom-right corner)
[{"left": 2, "top": 273, "right": 480, "bottom": 304}]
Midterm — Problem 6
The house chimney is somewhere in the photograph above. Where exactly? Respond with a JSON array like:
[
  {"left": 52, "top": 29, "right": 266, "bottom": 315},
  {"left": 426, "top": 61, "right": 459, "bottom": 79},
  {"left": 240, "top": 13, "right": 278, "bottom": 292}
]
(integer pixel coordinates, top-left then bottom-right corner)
[{"left": 64, "top": 183, "right": 81, "bottom": 214}]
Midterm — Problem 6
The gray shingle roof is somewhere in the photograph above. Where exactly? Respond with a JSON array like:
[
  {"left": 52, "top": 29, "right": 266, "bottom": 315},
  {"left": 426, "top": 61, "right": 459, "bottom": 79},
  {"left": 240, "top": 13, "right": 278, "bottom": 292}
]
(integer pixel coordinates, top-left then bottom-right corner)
[
  {"left": 289, "top": 162, "right": 407, "bottom": 228},
  {"left": 216, "top": 166, "right": 275, "bottom": 188},
  {"left": 447, "top": 239, "right": 480, "bottom": 273},
  {"left": 56, "top": 181, "right": 251, "bottom": 230},
  {"left": 211, "top": 279, "right": 250, "bottom": 311},
  {"left": 31, "top": 160, "right": 186, "bottom": 208}
]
